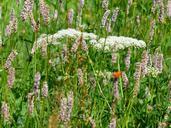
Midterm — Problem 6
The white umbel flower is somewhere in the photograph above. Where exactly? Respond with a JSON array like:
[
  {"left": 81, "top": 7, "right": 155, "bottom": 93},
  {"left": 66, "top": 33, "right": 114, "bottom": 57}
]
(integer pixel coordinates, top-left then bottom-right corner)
[
  {"left": 31, "top": 28, "right": 97, "bottom": 54},
  {"left": 92, "top": 36, "right": 146, "bottom": 51}
]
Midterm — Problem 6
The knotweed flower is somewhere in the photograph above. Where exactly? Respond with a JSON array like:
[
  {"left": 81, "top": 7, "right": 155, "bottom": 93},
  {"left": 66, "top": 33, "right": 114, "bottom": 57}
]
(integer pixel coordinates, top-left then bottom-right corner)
[
  {"left": 27, "top": 92, "right": 34, "bottom": 115},
  {"left": 67, "top": 9, "right": 74, "bottom": 26},
  {"left": 102, "top": 0, "right": 109, "bottom": 10},
  {"left": 33, "top": 72, "right": 41, "bottom": 96},
  {"left": 124, "top": 48, "right": 131, "bottom": 71},
  {"left": 141, "top": 50, "right": 149, "bottom": 77},
  {"left": 93, "top": 36, "right": 146, "bottom": 52},
  {"left": 71, "top": 36, "right": 82, "bottom": 53},
  {"left": 60, "top": 97, "right": 67, "bottom": 122},
  {"left": 111, "top": 53, "right": 117, "bottom": 64},
  {"left": 149, "top": 20, "right": 155, "bottom": 43},
  {"left": 39, "top": 0, "right": 50, "bottom": 24},
  {"left": 1, "top": 101, "right": 10, "bottom": 122},
  {"left": 42, "top": 81, "right": 48, "bottom": 97},
  {"left": 7, "top": 67, "right": 15, "bottom": 89},
  {"left": 81, "top": 40, "right": 88, "bottom": 52},
  {"left": 111, "top": 7, "right": 119, "bottom": 23},
  {"left": 62, "top": 44, "right": 68, "bottom": 62},
  {"left": 158, "top": 0, "right": 165, "bottom": 23},
  {"left": 66, "top": 91, "right": 74, "bottom": 121},
  {"left": 122, "top": 72, "right": 129, "bottom": 89},
  {"left": 109, "top": 118, "right": 116, "bottom": 128},
  {"left": 78, "top": 68, "right": 84, "bottom": 86},
  {"left": 5, "top": 9, "right": 18, "bottom": 36},
  {"left": 167, "top": 0, "right": 171, "bottom": 16},
  {"left": 80, "top": 0, "right": 84, "bottom": 8},
  {"left": 41, "top": 38, "right": 47, "bottom": 57},
  {"left": 126, "top": 0, "right": 132, "bottom": 15},
  {"left": 4, "top": 50, "right": 18, "bottom": 70},
  {"left": 21, "top": 0, "right": 34, "bottom": 21},
  {"left": 113, "top": 79, "right": 120, "bottom": 100},
  {"left": 101, "top": 10, "right": 111, "bottom": 27},
  {"left": 106, "top": 19, "right": 111, "bottom": 33},
  {"left": 60, "top": 91, "right": 74, "bottom": 122},
  {"left": 29, "top": 13, "right": 39, "bottom": 32},
  {"left": 151, "top": 0, "right": 157, "bottom": 14},
  {"left": 133, "top": 62, "right": 141, "bottom": 97},
  {"left": 89, "top": 117, "right": 96, "bottom": 128},
  {"left": 153, "top": 52, "right": 163, "bottom": 73}
]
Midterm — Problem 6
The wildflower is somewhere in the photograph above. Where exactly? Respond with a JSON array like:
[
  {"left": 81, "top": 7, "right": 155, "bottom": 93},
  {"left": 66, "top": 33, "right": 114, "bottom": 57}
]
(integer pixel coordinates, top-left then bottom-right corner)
[
  {"left": 109, "top": 118, "right": 116, "bottom": 128},
  {"left": 42, "top": 81, "right": 48, "bottom": 97},
  {"left": 158, "top": 0, "right": 165, "bottom": 23},
  {"left": 124, "top": 48, "right": 131, "bottom": 71},
  {"left": 153, "top": 52, "right": 163, "bottom": 73},
  {"left": 80, "top": 0, "right": 84, "bottom": 8},
  {"left": 167, "top": 0, "right": 171, "bottom": 16},
  {"left": 111, "top": 7, "right": 119, "bottom": 23},
  {"left": 149, "top": 20, "right": 155, "bottom": 43},
  {"left": 133, "top": 62, "right": 141, "bottom": 97},
  {"left": 101, "top": 10, "right": 111, "bottom": 27},
  {"left": 147, "top": 66, "right": 160, "bottom": 77},
  {"left": 71, "top": 36, "right": 82, "bottom": 53},
  {"left": 89, "top": 117, "right": 96, "bottom": 128},
  {"left": 33, "top": 72, "right": 41, "bottom": 96},
  {"left": 53, "top": 10, "right": 58, "bottom": 20},
  {"left": 158, "top": 122, "right": 167, "bottom": 128},
  {"left": 81, "top": 40, "right": 88, "bottom": 52},
  {"left": 111, "top": 53, "right": 117, "bottom": 64},
  {"left": 113, "top": 78, "right": 120, "bottom": 100},
  {"left": 27, "top": 92, "right": 34, "bottom": 115},
  {"left": 62, "top": 44, "right": 68, "bottom": 62},
  {"left": 122, "top": 72, "right": 129, "bottom": 89},
  {"left": 60, "top": 97, "right": 67, "bottom": 122},
  {"left": 141, "top": 50, "right": 149, "bottom": 77},
  {"left": 113, "top": 71, "right": 122, "bottom": 79},
  {"left": 67, "top": 9, "right": 74, "bottom": 26},
  {"left": 94, "top": 36, "right": 146, "bottom": 51},
  {"left": 60, "top": 91, "right": 74, "bottom": 122},
  {"left": 5, "top": 9, "right": 18, "bottom": 36},
  {"left": 41, "top": 38, "right": 47, "bottom": 57},
  {"left": 7, "top": 67, "right": 15, "bottom": 89},
  {"left": 4, "top": 50, "right": 18, "bottom": 70},
  {"left": 151, "top": 0, "right": 157, "bottom": 14},
  {"left": 102, "top": 0, "right": 109, "bottom": 10},
  {"left": 136, "top": 15, "right": 140, "bottom": 26},
  {"left": 29, "top": 13, "right": 39, "bottom": 32},
  {"left": 20, "top": 0, "right": 34, "bottom": 21},
  {"left": 1, "top": 101, "right": 10, "bottom": 122},
  {"left": 66, "top": 91, "right": 74, "bottom": 121},
  {"left": 39, "top": 0, "right": 50, "bottom": 24},
  {"left": 106, "top": 19, "right": 111, "bottom": 33},
  {"left": 126, "top": 0, "right": 132, "bottom": 15},
  {"left": 78, "top": 68, "right": 84, "bottom": 86}
]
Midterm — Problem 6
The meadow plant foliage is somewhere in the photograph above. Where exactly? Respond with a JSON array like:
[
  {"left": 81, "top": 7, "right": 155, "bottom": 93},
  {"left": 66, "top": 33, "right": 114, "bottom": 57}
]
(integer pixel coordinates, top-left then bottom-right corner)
[{"left": 0, "top": 0, "right": 171, "bottom": 127}]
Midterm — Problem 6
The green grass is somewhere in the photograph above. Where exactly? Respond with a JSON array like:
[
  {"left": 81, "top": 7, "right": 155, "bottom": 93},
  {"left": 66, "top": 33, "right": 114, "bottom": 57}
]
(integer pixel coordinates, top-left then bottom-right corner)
[{"left": 0, "top": 0, "right": 171, "bottom": 127}]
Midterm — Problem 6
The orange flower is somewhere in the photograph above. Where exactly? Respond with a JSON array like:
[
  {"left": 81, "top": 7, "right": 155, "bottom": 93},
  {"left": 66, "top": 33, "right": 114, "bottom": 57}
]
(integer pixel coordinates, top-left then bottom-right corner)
[{"left": 113, "top": 71, "right": 122, "bottom": 79}]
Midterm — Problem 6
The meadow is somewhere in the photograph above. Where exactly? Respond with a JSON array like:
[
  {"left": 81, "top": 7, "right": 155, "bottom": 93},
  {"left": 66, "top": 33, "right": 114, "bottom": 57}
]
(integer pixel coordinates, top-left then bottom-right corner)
[{"left": 0, "top": 0, "right": 171, "bottom": 127}]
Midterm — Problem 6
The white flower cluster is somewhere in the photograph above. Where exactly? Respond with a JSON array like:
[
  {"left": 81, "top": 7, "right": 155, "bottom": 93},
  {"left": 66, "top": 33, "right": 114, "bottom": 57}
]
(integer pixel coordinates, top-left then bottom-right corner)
[
  {"left": 31, "top": 28, "right": 97, "bottom": 54},
  {"left": 32, "top": 28, "right": 146, "bottom": 54},
  {"left": 91, "top": 36, "right": 146, "bottom": 51}
]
